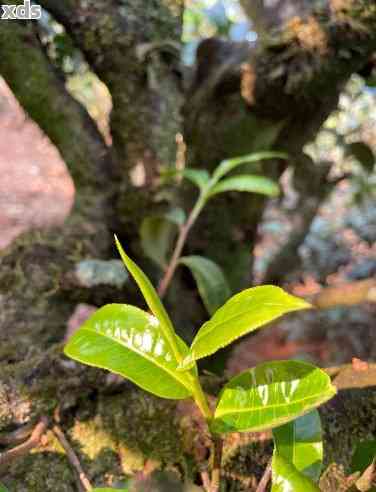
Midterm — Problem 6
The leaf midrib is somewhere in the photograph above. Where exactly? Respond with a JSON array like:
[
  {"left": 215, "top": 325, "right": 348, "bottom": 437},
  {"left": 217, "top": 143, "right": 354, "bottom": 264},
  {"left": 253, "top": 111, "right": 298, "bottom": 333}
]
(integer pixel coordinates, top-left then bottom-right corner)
[
  {"left": 75, "top": 327, "right": 192, "bottom": 392},
  {"left": 215, "top": 390, "right": 333, "bottom": 418}
]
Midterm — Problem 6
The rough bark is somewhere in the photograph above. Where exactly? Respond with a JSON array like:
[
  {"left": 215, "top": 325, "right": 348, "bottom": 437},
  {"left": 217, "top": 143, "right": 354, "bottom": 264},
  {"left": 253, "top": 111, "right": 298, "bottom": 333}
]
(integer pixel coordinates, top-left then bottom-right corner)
[
  {"left": 184, "top": 0, "right": 376, "bottom": 287},
  {"left": 39, "top": 0, "right": 184, "bottom": 244},
  {"left": 264, "top": 156, "right": 334, "bottom": 284}
]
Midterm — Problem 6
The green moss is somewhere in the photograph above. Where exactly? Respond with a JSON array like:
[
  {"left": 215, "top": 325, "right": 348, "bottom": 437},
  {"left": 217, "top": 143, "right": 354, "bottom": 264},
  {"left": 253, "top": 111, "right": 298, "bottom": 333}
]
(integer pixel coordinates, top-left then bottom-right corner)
[
  {"left": 98, "top": 389, "right": 183, "bottom": 465},
  {"left": 4, "top": 451, "right": 76, "bottom": 492},
  {"left": 321, "top": 388, "right": 376, "bottom": 471}
]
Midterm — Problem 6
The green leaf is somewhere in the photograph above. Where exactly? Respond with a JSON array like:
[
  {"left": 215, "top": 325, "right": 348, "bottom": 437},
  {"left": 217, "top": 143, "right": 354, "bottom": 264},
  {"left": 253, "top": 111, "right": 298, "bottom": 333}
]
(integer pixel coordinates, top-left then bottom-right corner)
[
  {"left": 211, "top": 360, "right": 336, "bottom": 434},
  {"left": 115, "top": 237, "right": 182, "bottom": 363},
  {"left": 346, "top": 141, "right": 375, "bottom": 173},
  {"left": 273, "top": 410, "right": 323, "bottom": 482},
  {"left": 179, "top": 286, "right": 311, "bottom": 369},
  {"left": 179, "top": 256, "right": 231, "bottom": 315},
  {"left": 351, "top": 440, "right": 376, "bottom": 474},
  {"left": 164, "top": 207, "right": 186, "bottom": 226},
  {"left": 140, "top": 208, "right": 186, "bottom": 268},
  {"left": 65, "top": 304, "right": 193, "bottom": 400},
  {"left": 209, "top": 175, "right": 280, "bottom": 198},
  {"left": 212, "top": 151, "right": 288, "bottom": 182},
  {"left": 140, "top": 217, "right": 176, "bottom": 269},
  {"left": 183, "top": 168, "right": 210, "bottom": 191},
  {"left": 0, "top": 485, "right": 9, "bottom": 492},
  {"left": 271, "top": 453, "right": 321, "bottom": 492}
]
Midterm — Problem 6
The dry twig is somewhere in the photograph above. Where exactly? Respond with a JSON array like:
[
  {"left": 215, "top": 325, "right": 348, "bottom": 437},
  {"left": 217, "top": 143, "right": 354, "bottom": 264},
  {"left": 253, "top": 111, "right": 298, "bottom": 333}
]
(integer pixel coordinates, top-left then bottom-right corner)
[
  {"left": 255, "top": 460, "right": 272, "bottom": 492},
  {"left": 0, "top": 417, "right": 48, "bottom": 468},
  {"left": 52, "top": 424, "right": 92, "bottom": 491}
]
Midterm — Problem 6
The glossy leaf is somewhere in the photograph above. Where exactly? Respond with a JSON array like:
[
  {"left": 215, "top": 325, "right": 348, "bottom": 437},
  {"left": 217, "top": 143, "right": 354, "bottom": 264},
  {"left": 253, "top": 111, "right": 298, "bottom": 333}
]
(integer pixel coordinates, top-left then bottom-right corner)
[
  {"left": 179, "top": 256, "right": 231, "bottom": 315},
  {"left": 209, "top": 175, "right": 280, "bottom": 198},
  {"left": 179, "top": 286, "right": 311, "bottom": 369},
  {"left": 271, "top": 454, "right": 320, "bottom": 492},
  {"left": 115, "top": 237, "right": 182, "bottom": 362},
  {"left": 211, "top": 360, "right": 336, "bottom": 434},
  {"left": 212, "top": 151, "right": 288, "bottom": 182},
  {"left": 65, "top": 304, "right": 193, "bottom": 400},
  {"left": 273, "top": 410, "right": 323, "bottom": 482},
  {"left": 183, "top": 168, "right": 210, "bottom": 191},
  {"left": 351, "top": 440, "right": 376, "bottom": 474}
]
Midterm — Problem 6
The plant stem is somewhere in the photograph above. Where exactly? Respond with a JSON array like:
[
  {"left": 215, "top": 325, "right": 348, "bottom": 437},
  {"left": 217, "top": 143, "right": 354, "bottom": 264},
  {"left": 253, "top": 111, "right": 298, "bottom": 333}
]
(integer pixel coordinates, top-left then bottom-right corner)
[
  {"left": 210, "top": 436, "right": 224, "bottom": 492},
  {"left": 190, "top": 374, "right": 213, "bottom": 420},
  {"left": 156, "top": 191, "right": 223, "bottom": 489},
  {"left": 158, "top": 196, "right": 205, "bottom": 298},
  {"left": 0, "top": 417, "right": 48, "bottom": 468},
  {"left": 255, "top": 460, "right": 272, "bottom": 492}
]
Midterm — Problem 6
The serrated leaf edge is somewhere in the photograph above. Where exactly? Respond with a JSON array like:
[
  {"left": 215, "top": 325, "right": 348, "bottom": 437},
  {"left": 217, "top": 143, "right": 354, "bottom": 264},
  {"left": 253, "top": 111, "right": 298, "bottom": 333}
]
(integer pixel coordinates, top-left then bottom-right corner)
[{"left": 179, "top": 287, "right": 311, "bottom": 370}]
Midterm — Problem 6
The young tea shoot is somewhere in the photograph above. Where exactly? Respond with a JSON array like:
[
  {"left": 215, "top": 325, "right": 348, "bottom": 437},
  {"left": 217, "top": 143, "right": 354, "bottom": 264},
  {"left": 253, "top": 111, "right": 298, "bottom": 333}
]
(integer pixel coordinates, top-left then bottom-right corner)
[{"left": 65, "top": 238, "right": 336, "bottom": 492}]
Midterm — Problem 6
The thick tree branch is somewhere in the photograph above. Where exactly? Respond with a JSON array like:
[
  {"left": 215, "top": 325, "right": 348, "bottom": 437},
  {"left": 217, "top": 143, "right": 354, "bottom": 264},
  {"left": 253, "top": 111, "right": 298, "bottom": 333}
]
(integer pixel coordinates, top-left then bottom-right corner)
[
  {"left": 39, "top": 0, "right": 184, "bottom": 172},
  {"left": 184, "top": 0, "right": 376, "bottom": 287},
  {"left": 313, "top": 279, "right": 376, "bottom": 309},
  {"left": 0, "top": 20, "right": 117, "bottom": 220},
  {"left": 38, "top": 0, "right": 185, "bottom": 249},
  {"left": 264, "top": 157, "right": 333, "bottom": 284}
]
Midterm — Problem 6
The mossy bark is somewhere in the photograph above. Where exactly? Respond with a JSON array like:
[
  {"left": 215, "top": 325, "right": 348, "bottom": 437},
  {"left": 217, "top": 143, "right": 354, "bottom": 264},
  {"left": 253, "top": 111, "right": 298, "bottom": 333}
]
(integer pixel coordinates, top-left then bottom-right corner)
[{"left": 1, "top": 370, "right": 374, "bottom": 490}]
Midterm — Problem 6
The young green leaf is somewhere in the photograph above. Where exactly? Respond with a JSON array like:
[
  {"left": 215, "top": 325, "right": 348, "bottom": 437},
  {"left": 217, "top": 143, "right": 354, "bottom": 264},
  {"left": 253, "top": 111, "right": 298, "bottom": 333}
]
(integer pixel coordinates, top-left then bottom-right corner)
[
  {"left": 140, "top": 217, "right": 177, "bottom": 269},
  {"left": 209, "top": 175, "right": 280, "bottom": 198},
  {"left": 271, "top": 454, "right": 321, "bottom": 492},
  {"left": 212, "top": 151, "right": 288, "bottom": 183},
  {"left": 0, "top": 484, "right": 8, "bottom": 492},
  {"left": 183, "top": 168, "right": 210, "bottom": 192},
  {"left": 179, "top": 286, "right": 311, "bottom": 370},
  {"left": 211, "top": 360, "right": 336, "bottom": 434},
  {"left": 273, "top": 410, "right": 323, "bottom": 482},
  {"left": 140, "top": 208, "right": 186, "bottom": 268},
  {"left": 179, "top": 256, "right": 231, "bottom": 315},
  {"left": 65, "top": 304, "right": 194, "bottom": 400},
  {"left": 114, "top": 237, "right": 182, "bottom": 363}
]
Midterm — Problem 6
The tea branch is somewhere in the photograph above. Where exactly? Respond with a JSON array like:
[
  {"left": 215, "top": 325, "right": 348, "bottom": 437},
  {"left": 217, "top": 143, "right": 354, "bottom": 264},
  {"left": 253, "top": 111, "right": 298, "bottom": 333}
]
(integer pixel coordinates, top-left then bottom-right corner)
[
  {"left": 158, "top": 195, "right": 206, "bottom": 298},
  {"left": 255, "top": 459, "right": 272, "bottom": 492}
]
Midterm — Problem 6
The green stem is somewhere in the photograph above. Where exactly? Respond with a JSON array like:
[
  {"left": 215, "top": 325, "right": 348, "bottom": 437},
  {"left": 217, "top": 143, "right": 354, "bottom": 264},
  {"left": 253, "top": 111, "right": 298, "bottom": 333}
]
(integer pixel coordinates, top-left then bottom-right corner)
[
  {"left": 157, "top": 190, "right": 223, "bottom": 490},
  {"left": 190, "top": 375, "right": 213, "bottom": 420},
  {"left": 157, "top": 195, "right": 206, "bottom": 298}
]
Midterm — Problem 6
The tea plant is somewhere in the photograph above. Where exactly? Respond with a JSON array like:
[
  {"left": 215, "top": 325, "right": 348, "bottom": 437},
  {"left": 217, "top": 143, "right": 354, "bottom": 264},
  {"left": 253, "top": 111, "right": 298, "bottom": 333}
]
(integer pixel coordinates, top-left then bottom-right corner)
[
  {"left": 65, "top": 238, "right": 337, "bottom": 491},
  {"left": 142, "top": 151, "right": 286, "bottom": 309}
]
